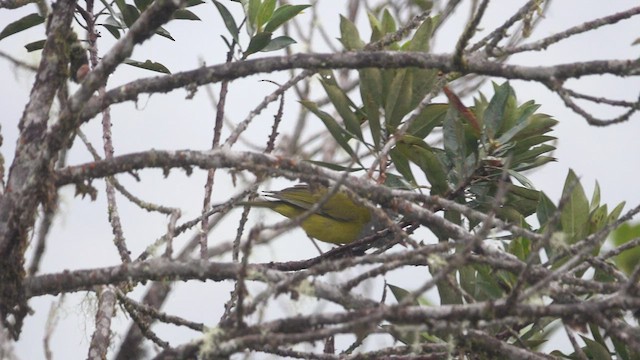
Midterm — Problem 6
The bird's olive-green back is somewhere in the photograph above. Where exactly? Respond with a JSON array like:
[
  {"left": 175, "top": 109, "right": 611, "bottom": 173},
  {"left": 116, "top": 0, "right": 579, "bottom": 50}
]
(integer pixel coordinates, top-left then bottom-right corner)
[
  {"left": 242, "top": 185, "right": 373, "bottom": 244},
  {"left": 265, "top": 185, "right": 370, "bottom": 223}
]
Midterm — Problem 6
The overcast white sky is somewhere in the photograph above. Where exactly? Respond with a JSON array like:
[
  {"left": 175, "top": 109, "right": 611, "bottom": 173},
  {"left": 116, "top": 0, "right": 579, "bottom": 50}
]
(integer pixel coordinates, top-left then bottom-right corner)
[{"left": 1, "top": 1, "right": 640, "bottom": 358}]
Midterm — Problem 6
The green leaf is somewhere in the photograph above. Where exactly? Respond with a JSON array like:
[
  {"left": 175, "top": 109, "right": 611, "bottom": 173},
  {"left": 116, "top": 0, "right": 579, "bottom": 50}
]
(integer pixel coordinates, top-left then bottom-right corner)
[
  {"left": 319, "top": 70, "right": 363, "bottom": 140},
  {"left": 507, "top": 185, "right": 541, "bottom": 214},
  {"left": 380, "top": 9, "right": 397, "bottom": 35},
  {"left": 396, "top": 137, "right": 449, "bottom": 195},
  {"left": 560, "top": 170, "right": 589, "bottom": 244},
  {"left": 213, "top": 0, "right": 239, "bottom": 44},
  {"left": 256, "top": 0, "right": 276, "bottom": 31},
  {"left": 590, "top": 181, "right": 601, "bottom": 212},
  {"left": 508, "top": 236, "right": 532, "bottom": 261},
  {"left": 300, "top": 100, "right": 354, "bottom": 157},
  {"left": 123, "top": 59, "right": 171, "bottom": 74},
  {"left": 483, "top": 82, "right": 512, "bottom": 140},
  {"left": 607, "top": 201, "right": 625, "bottom": 224},
  {"left": 174, "top": 9, "right": 201, "bottom": 20},
  {"left": 383, "top": 173, "right": 414, "bottom": 190},
  {"left": 389, "top": 148, "right": 416, "bottom": 186},
  {"left": 366, "top": 12, "right": 383, "bottom": 43},
  {"left": 509, "top": 135, "right": 556, "bottom": 155},
  {"left": 537, "top": 192, "right": 557, "bottom": 227},
  {"left": 0, "top": 13, "right": 45, "bottom": 41},
  {"left": 387, "top": 284, "right": 419, "bottom": 306},
  {"left": 611, "top": 222, "right": 640, "bottom": 275},
  {"left": 612, "top": 334, "right": 633, "bottom": 360},
  {"left": 511, "top": 114, "right": 558, "bottom": 141},
  {"left": 261, "top": 35, "right": 296, "bottom": 51},
  {"left": 407, "top": 103, "right": 448, "bottom": 139},
  {"left": 474, "top": 265, "right": 505, "bottom": 300},
  {"left": 508, "top": 169, "right": 535, "bottom": 189},
  {"left": 512, "top": 155, "right": 556, "bottom": 172},
  {"left": 24, "top": 39, "right": 46, "bottom": 52},
  {"left": 247, "top": 0, "right": 261, "bottom": 33},
  {"left": 443, "top": 106, "right": 469, "bottom": 184},
  {"left": 459, "top": 265, "right": 476, "bottom": 299},
  {"left": 121, "top": 4, "right": 141, "bottom": 27},
  {"left": 102, "top": 24, "right": 120, "bottom": 39},
  {"left": 359, "top": 68, "right": 383, "bottom": 147},
  {"left": 338, "top": 15, "right": 365, "bottom": 50},
  {"left": 243, "top": 31, "right": 272, "bottom": 58},
  {"left": 155, "top": 26, "right": 175, "bottom": 41},
  {"left": 512, "top": 144, "right": 556, "bottom": 164},
  {"left": 264, "top": 4, "right": 310, "bottom": 33},
  {"left": 134, "top": 0, "right": 153, "bottom": 11},
  {"left": 385, "top": 69, "right": 413, "bottom": 128},
  {"left": 588, "top": 205, "right": 608, "bottom": 234},
  {"left": 186, "top": 0, "right": 205, "bottom": 6},
  {"left": 408, "top": 68, "right": 438, "bottom": 110},
  {"left": 406, "top": 16, "right": 435, "bottom": 52},
  {"left": 580, "top": 335, "right": 612, "bottom": 360}
]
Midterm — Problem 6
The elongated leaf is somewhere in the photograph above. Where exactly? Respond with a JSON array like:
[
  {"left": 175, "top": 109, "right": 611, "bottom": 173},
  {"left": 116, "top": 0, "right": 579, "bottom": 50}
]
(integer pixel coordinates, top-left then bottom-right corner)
[
  {"left": 406, "top": 16, "right": 434, "bottom": 52},
  {"left": 300, "top": 100, "right": 354, "bottom": 156},
  {"left": 319, "top": 70, "right": 363, "bottom": 140},
  {"left": 512, "top": 156, "right": 556, "bottom": 172},
  {"left": 387, "top": 284, "right": 419, "bottom": 306},
  {"left": 243, "top": 31, "right": 272, "bottom": 58},
  {"left": 155, "top": 26, "right": 175, "bottom": 41},
  {"left": 611, "top": 222, "right": 640, "bottom": 275},
  {"left": 256, "top": 0, "right": 276, "bottom": 31},
  {"left": 359, "top": 68, "right": 383, "bottom": 147},
  {"left": 443, "top": 106, "right": 468, "bottom": 183},
  {"left": 0, "top": 13, "right": 45, "bottom": 41},
  {"left": 580, "top": 335, "right": 612, "bottom": 360},
  {"left": 261, "top": 35, "right": 296, "bottom": 51},
  {"left": 589, "top": 204, "right": 608, "bottom": 234},
  {"left": 537, "top": 192, "right": 557, "bottom": 227},
  {"left": 24, "top": 39, "right": 46, "bottom": 52},
  {"left": 510, "top": 135, "right": 556, "bottom": 155},
  {"left": 509, "top": 236, "right": 532, "bottom": 261},
  {"left": 407, "top": 103, "right": 447, "bottom": 139},
  {"left": 459, "top": 266, "right": 476, "bottom": 299},
  {"left": 508, "top": 169, "right": 535, "bottom": 189},
  {"left": 247, "top": 0, "right": 260, "bottom": 32},
  {"left": 134, "top": 0, "right": 153, "bottom": 11},
  {"left": 511, "top": 114, "right": 558, "bottom": 141},
  {"left": 389, "top": 148, "right": 416, "bottom": 186},
  {"left": 186, "top": 0, "right": 205, "bottom": 6},
  {"left": 366, "top": 12, "right": 383, "bottom": 42},
  {"left": 385, "top": 69, "right": 413, "bottom": 128},
  {"left": 101, "top": 24, "right": 121, "bottom": 39},
  {"left": 483, "top": 82, "right": 512, "bottom": 140},
  {"left": 213, "top": 0, "right": 240, "bottom": 44},
  {"left": 396, "top": 137, "right": 448, "bottom": 195},
  {"left": 338, "top": 15, "right": 365, "bottom": 50},
  {"left": 380, "top": 9, "right": 397, "bottom": 35},
  {"left": 174, "top": 9, "right": 201, "bottom": 20},
  {"left": 560, "top": 170, "right": 589, "bottom": 244},
  {"left": 121, "top": 4, "right": 140, "bottom": 27},
  {"left": 123, "top": 59, "right": 171, "bottom": 74},
  {"left": 607, "top": 201, "right": 625, "bottom": 224},
  {"left": 590, "top": 181, "right": 601, "bottom": 211},
  {"left": 512, "top": 144, "right": 556, "bottom": 164},
  {"left": 264, "top": 4, "right": 310, "bottom": 32}
]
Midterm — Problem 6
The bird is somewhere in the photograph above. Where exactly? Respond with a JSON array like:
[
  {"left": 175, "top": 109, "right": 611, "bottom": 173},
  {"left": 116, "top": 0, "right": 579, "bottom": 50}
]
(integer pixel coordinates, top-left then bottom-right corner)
[{"left": 240, "top": 184, "right": 377, "bottom": 244}]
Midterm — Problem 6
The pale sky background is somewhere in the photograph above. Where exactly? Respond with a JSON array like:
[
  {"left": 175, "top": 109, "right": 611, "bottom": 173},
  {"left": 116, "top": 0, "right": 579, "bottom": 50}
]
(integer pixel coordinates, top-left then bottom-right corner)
[{"left": 1, "top": 1, "right": 640, "bottom": 358}]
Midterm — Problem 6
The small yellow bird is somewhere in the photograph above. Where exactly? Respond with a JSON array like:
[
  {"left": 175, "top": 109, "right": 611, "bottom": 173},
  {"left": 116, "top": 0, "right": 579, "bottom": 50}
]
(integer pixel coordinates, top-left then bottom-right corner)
[{"left": 241, "top": 185, "right": 375, "bottom": 244}]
